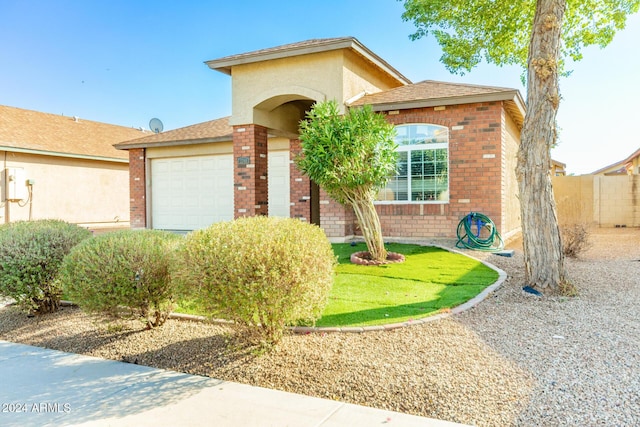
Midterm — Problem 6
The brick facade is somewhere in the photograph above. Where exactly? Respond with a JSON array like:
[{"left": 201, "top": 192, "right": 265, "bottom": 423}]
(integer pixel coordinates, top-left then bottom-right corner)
[
  {"left": 128, "top": 148, "right": 146, "bottom": 229},
  {"left": 233, "top": 124, "right": 268, "bottom": 217},
  {"left": 289, "top": 138, "right": 312, "bottom": 221},
  {"left": 127, "top": 103, "right": 515, "bottom": 241},
  {"left": 319, "top": 189, "right": 356, "bottom": 239},
  {"left": 317, "top": 102, "right": 509, "bottom": 240}
]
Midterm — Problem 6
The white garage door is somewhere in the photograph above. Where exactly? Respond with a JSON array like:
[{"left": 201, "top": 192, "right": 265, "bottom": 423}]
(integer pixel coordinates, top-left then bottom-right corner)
[
  {"left": 151, "top": 155, "right": 233, "bottom": 231},
  {"left": 268, "top": 151, "right": 290, "bottom": 217}
]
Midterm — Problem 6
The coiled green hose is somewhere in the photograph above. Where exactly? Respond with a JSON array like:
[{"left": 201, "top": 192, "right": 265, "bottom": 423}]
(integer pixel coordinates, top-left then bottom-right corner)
[{"left": 455, "top": 212, "right": 504, "bottom": 251}]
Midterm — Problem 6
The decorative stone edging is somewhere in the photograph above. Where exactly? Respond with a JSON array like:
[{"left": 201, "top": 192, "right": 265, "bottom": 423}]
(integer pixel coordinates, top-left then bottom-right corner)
[
  {"left": 350, "top": 251, "right": 406, "bottom": 265},
  {"left": 291, "top": 244, "right": 507, "bottom": 334}
]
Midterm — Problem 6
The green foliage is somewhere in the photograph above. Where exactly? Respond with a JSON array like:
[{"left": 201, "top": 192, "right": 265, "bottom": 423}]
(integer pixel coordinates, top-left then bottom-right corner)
[
  {"left": 296, "top": 100, "right": 398, "bottom": 205},
  {"left": 296, "top": 100, "right": 397, "bottom": 261},
  {"left": 175, "top": 217, "right": 336, "bottom": 345},
  {"left": 60, "top": 229, "right": 181, "bottom": 328},
  {"left": 401, "top": 0, "right": 639, "bottom": 76},
  {"left": 0, "top": 220, "right": 91, "bottom": 313}
]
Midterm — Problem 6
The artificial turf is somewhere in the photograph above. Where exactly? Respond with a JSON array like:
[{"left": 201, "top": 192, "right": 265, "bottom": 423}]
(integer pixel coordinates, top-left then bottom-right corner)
[{"left": 315, "top": 242, "right": 498, "bottom": 327}]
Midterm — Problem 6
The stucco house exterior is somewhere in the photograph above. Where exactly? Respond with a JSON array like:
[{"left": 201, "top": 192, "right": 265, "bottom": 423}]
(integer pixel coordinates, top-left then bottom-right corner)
[
  {"left": 591, "top": 147, "right": 640, "bottom": 176},
  {"left": 115, "top": 37, "right": 525, "bottom": 242},
  {"left": 1, "top": 105, "right": 147, "bottom": 228}
]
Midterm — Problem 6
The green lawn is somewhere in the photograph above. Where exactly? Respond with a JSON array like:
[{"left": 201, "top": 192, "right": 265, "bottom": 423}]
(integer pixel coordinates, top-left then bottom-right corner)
[
  {"left": 173, "top": 242, "right": 499, "bottom": 328},
  {"left": 316, "top": 242, "right": 498, "bottom": 327}
]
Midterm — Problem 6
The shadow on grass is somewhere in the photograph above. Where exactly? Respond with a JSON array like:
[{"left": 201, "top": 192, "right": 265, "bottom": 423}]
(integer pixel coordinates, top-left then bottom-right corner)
[{"left": 316, "top": 284, "right": 486, "bottom": 327}]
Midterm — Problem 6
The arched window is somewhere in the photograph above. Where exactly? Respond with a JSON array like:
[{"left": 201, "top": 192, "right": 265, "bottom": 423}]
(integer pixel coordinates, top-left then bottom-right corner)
[{"left": 377, "top": 124, "right": 449, "bottom": 203}]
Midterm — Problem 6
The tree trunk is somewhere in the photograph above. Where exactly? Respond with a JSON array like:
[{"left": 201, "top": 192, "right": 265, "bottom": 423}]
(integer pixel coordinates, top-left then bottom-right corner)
[
  {"left": 351, "top": 198, "right": 387, "bottom": 262},
  {"left": 516, "top": 0, "right": 567, "bottom": 293}
]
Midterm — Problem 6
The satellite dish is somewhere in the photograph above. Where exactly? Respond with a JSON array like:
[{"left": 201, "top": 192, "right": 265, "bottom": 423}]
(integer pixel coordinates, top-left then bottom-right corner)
[{"left": 149, "top": 118, "right": 164, "bottom": 133}]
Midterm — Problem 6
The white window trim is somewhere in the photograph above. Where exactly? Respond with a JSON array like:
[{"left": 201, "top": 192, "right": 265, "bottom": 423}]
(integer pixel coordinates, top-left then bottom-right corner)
[{"left": 375, "top": 123, "right": 450, "bottom": 205}]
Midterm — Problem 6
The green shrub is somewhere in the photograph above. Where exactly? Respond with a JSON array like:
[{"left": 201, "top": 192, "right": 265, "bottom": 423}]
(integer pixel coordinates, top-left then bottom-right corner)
[
  {"left": 0, "top": 220, "right": 92, "bottom": 313},
  {"left": 60, "top": 229, "right": 181, "bottom": 328},
  {"left": 175, "top": 217, "right": 336, "bottom": 345}
]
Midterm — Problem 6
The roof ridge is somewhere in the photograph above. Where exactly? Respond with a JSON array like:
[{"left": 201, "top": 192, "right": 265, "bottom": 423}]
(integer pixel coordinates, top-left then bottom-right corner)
[
  {"left": 414, "top": 79, "right": 518, "bottom": 92},
  {"left": 209, "top": 37, "right": 357, "bottom": 62}
]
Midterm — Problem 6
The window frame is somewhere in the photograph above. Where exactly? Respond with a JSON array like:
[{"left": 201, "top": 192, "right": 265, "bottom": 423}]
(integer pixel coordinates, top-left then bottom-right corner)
[{"left": 376, "top": 123, "right": 450, "bottom": 205}]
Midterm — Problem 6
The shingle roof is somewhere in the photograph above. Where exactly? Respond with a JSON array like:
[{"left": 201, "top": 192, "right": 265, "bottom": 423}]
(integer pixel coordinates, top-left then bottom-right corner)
[
  {"left": 350, "top": 80, "right": 526, "bottom": 128},
  {"left": 209, "top": 37, "right": 354, "bottom": 67},
  {"left": 206, "top": 37, "right": 411, "bottom": 85},
  {"left": 350, "top": 80, "right": 518, "bottom": 107},
  {"left": 115, "top": 117, "right": 233, "bottom": 150},
  {"left": 591, "top": 147, "right": 640, "bottom": 175},
  {"left": 0, "top": 105, "right": 146, "bottom": 161}
]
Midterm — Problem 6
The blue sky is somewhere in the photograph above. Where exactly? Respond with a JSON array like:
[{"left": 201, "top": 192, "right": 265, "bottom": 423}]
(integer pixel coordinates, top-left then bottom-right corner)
[{"left": 1, "top": 0, "right": 638, "bottom": 174}]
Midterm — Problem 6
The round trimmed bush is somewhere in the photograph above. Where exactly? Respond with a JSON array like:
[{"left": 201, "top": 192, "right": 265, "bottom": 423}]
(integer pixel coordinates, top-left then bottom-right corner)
[
  {"left": 0, "top": 219, "right": 92, "bottom": 313},
  {"left": 175, "top": 217, "right": 336, "bottom": 344},
  {"left": 60, "top": 229, "right": 182, "bottom": 328}
]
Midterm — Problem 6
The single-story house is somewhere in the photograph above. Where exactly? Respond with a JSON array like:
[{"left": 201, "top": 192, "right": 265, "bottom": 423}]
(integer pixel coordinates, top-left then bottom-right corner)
[
  {"left": 115, "top": 37, "right": 525, "bottom": 242},
  {"left": 591, "top": 147, "right": 640, "bottom": 176},
  {"left": 1, "top": 105, "right": 147, "bottom": 228}
]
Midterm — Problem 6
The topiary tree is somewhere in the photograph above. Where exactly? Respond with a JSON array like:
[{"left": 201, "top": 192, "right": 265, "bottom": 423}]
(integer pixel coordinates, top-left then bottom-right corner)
[
  {"left": 296, "top": 100, "right": 397, "bottom": 262},
  {"left": 60, "top": 229, "right": 182, "bottom": 328},
  {"left": 0, "top": 219, "right": 92, "bottom": 314},
  {"left": 174, "top": 216, "right": 336, "bottom": 345}
]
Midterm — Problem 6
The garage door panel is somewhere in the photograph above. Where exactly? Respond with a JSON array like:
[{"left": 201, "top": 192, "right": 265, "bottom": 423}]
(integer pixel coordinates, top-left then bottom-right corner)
[
  {"left": 151, "top": 155, "right": 233, "bottom": 231},
  {"left": 268, "top": 151, "right": 290, "bottom": 218}
]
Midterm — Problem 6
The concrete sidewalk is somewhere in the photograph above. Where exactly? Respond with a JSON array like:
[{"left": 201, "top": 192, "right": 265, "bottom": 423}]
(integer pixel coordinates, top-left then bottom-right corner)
[{"left": 0, "top": 341, "right": 467, "bottom": 427}]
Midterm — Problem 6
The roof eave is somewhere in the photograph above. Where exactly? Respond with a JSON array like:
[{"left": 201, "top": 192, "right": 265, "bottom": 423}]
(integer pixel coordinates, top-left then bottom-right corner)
[
  {"left": 0, "top": 145, "right": 128, "bottom": 163},
  {"left": 114, "top": 135, "right": 233, "bottom": 150},
  {"left": 591, "top": 147, "right": 640, "bottom": 174},
  {"left": 361, "top": 90, "right": 523, "bottom": 113},
  {"left": 205, "top": 38, "right": 412, "bottom": 85}
]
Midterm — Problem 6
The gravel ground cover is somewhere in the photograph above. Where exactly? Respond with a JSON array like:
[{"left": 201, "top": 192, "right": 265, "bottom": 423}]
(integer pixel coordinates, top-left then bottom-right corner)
[{"left": 1, "top": 228, "right": 638, "bottom": 426}]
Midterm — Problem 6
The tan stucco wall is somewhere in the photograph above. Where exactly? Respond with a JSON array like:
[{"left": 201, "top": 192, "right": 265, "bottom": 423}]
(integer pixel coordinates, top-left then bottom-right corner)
[
  {"left": 146, "top": 142, "right": 234, "bottom": 159},
  {"left": 145, "top": 138, "right": 289, "bottom": 159},
  {"left": 230, "top": 50, "right": 342, "bottom": 128},
  {"left": 1, "top": 151, "right": 129, "bottom": 227},
  {"left": 342, "top": 50, "right": 404, "bottom": 103},
  {"left": 501, "top": 109, "right": 522, "bottom": 240},
  {"left": 229, "top": 49, "right": 405, "bottom": 135}
]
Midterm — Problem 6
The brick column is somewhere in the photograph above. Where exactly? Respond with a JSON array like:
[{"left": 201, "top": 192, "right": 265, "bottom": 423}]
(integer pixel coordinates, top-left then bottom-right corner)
[
  {"left": 233, "top": 124, "right": 268, "bottom": 217},
  {"left": 289, "top": 138, "right": 312, "bottom": 222},
  {"left": 128, "top": 148, "right": 146, "bottom": 229}
]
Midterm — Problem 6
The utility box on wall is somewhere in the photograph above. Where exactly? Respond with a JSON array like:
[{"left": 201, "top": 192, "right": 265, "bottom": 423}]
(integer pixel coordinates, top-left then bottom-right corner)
[{"left": 4, "top": 168, "right": 27, "bottom": 201}]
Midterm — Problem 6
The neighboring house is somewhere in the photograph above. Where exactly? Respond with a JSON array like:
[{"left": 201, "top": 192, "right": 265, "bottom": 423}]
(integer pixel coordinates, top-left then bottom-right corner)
[
  {"left": 590, "top": 147, "right": 640, "bottom": 176},
  {"left": 115, "top": 37, "right": 525, "bottom": 242},
  {"left": 1, "top": 105, "right": 147, "bottom": 228},
  {"left": 551, "top": 159, "right": 566, "bottom": 176}
]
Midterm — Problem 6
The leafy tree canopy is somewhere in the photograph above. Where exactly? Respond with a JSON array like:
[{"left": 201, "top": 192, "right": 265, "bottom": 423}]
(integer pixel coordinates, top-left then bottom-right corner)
[
  {"left": 296, "top": 100, "right": 398, "bottom": 205},
  {"left": 402, "top": 0, "right": 639, "bottom": 76}
]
